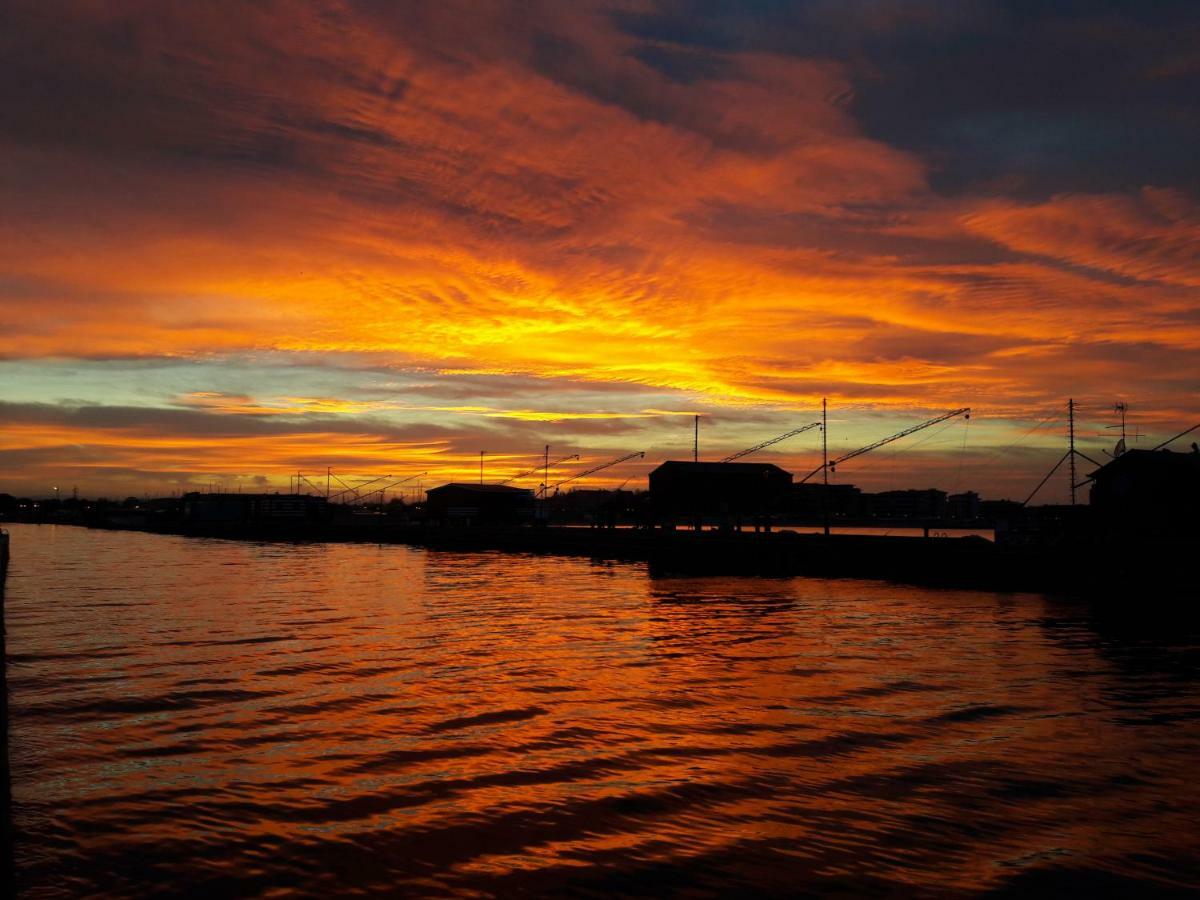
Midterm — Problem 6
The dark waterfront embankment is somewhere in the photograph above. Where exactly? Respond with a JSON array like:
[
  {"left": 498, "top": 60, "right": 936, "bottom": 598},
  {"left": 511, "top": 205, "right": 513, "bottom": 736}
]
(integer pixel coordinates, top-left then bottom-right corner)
[{"left": 46, "top": 516, "right": 1195, "bottom": 599}]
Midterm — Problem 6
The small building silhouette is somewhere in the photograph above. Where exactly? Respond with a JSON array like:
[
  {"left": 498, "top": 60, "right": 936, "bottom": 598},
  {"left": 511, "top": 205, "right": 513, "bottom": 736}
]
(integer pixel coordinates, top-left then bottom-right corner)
[
  {"left": 649, "top": 461, "right": 792, "bottom": 530},
  {"left": 1088, "top": 447, "right": 1200, "bottom": 534},
  {"left": 425, "top": 483, "right": 535, "bottom": 526}
]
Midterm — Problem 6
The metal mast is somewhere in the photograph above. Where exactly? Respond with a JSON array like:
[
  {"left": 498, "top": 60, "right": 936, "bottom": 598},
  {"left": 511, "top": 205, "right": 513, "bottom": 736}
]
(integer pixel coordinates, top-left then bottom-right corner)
[
  {"left": 1069, "top": 398, "right": 1077, "bottom": 505},
  {"left": 1022, "top": 399, "right": 1102, "bottom": 506},
  {"left": 693, "top": 415, "right": 699, "bottom": 462},
  {"left": 822, "top": 397, "right": 830, "bottom": 536}
]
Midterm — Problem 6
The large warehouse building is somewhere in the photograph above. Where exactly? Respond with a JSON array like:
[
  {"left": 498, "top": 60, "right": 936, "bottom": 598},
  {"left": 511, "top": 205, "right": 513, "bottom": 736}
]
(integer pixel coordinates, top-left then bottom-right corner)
[{"left": 649, "top": 461, "right": 793, "bottom": 531}]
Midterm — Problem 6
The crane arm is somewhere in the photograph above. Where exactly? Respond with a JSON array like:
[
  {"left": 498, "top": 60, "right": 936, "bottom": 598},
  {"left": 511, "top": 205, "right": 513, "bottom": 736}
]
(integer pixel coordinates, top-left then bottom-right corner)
[
  {"left": 352, "top": 471, "right": 428, "bottom": 503},
  {"left": 1152, "top": 422, "right": 1200, "bottom": 452},
  {"left": 498, "top": 454, "right": 579, "bottom": 484},
  {"left": 832, "top": 408, "right": 969, "bottom": 468},
  {"left": 550, "top": 451, "right": 644, "bottom": 489},
  {"left": 721, "top": 421, "right": 822, "bottom": 462},
  {"left": 384, "top": 471, "right": 427, "bottom": 487},
  {"left": 799, "top": 407, "right": 970, "bottom": 482},
  {"left": 327, "top": 474, "right": 393, "bottom": 503},
  {"left": 297, "top": 474, "right": 328, "bottom": 496}
]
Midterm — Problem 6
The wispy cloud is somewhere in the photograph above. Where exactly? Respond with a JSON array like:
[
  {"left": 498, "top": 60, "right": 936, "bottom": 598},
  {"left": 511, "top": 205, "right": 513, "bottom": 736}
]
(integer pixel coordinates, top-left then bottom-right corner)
[{"left": 2, "top": 0, "right": 1198, "bottom": 497}]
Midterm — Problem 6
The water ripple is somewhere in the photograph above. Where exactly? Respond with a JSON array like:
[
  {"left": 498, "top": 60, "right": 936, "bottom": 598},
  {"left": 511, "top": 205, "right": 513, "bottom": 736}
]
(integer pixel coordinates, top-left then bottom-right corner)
[{"left": 5, "top": 524, "right": 1200, "bottom": 897}]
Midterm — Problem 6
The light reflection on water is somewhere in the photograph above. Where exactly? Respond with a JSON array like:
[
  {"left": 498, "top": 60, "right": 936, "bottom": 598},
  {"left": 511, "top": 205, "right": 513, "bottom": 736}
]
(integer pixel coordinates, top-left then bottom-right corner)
[{"left": 5, "top": 524, "right": 1199, "bottom": 897}]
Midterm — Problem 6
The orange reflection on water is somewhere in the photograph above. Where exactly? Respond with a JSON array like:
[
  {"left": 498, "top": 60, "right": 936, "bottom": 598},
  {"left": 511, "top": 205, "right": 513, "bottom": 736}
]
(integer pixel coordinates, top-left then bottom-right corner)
[{"left": 6, "top": 524, "right": 1200, "bottom": 896}]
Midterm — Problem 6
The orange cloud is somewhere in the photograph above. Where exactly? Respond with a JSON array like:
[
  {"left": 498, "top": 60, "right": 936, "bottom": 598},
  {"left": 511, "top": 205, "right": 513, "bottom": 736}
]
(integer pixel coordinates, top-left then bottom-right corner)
[{"left": 1, "top": 1, "right": 1198, "bottom": 497}]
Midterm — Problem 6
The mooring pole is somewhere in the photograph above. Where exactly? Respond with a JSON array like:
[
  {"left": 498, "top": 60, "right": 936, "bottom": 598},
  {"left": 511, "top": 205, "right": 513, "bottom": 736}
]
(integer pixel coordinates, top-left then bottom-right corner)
[{"left": 822, "top": 397, "right": 830, "bottom": 536}]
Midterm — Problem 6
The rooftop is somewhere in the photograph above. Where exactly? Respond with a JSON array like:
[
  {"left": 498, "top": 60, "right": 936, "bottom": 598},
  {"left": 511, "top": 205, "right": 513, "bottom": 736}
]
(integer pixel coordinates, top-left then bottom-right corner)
[
  {"left": 1088, "top": 447, "right": 1200, "bottom": 479},
  {"left": 650, "top": 461, "right": 791, "bottom": 475},
  {"left": 426, "top": 483, "right": 535, "bottom": 495}
]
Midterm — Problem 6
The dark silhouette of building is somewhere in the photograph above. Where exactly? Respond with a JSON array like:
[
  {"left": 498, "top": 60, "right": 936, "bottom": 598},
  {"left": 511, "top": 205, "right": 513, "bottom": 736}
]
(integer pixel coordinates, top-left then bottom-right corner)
[
  {"left": 947, "top": 491, "right": 980, "bottom": 520},
  {"left": 545, "top": 489, "right": 639, "bottom": 527},
  {"left": 1088, "top": 448, "right": 1200, "bottom": 534},
  {"left": 863, "top": 489, "right": 947, "bottom": 520},
  {"left": 649, "top": 461, "right": 792, "bottom": 530},
  {"left": 788, "top": 482, "right": 862, "bottom": 520},
  {"left": 425, "top": 483, "right": 534, "bottom": 526},
  {"left": 182, "top": 492, "right": 329, "bottom": 524},
  {"left": 979, "top": 498, "right": 1023, "bottom": 522}
]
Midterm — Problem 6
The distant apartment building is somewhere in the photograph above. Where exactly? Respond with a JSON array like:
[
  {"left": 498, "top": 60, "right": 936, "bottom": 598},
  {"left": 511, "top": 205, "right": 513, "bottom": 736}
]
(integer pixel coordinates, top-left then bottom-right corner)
[
  {"left": 788, "top": 482, "right": 863, "bottom": 520},
  {"left": 946, "top": 491, "right": 981, "bottom": 520},
  {"left": 863, "top": 489, "right": 947, "bottom": 520},
  {"left": 182, "top": 492, "right": 329, "bottom": 524},
  {"left": 545, "top": 489, "right": 639, "bottom": 526},
  {"left": 978, "top": 498, "right": 1023, "bottom": 524}
]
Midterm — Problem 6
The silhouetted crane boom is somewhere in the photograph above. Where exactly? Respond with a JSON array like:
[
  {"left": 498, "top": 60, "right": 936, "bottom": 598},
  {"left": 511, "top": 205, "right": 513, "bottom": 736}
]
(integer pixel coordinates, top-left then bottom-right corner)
[
  {"left": 721, "top": 421, "right": 822, "bottom": 462},
  {"left": 550, "top": 451, "right": 644, "bottom": 490},
  {"left": 353, "top": 471, "right": 427, "bottom": 503},
  {"left": 799, "top": 407, "right": 970, "bottom": 482},
  {"left": 1152, "top": 422, "right": 1200, "bottom": 451},
  {"left": 498, "top": 454, "right": 579, "bottom": 484},
  {"left": 327, "top": 474, "right": 393, "bottom": 503}
]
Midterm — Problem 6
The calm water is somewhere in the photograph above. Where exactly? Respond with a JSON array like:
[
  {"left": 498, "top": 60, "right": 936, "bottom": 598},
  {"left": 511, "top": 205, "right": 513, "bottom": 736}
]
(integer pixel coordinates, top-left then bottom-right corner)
[{"left": 4, "top": 524, "right": 1199, "bottom": 898}]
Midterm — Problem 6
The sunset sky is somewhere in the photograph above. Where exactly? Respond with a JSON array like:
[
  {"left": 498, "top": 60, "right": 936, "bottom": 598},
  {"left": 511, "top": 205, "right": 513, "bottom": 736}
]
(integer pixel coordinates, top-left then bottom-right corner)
[{"left": 3, "top": 1, "right": 1198, "bottom": 500}]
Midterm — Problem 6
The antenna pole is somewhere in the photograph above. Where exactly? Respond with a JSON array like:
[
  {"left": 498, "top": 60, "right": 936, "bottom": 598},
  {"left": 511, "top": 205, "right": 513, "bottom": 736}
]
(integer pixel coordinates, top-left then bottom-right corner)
[
  {"left": 1068, "top": 398, "right": 1077, "bottom": 505},
  {"left": 693, "top": 415, "right": 699, "bottom": 462},
  {"left": 822, "top": 397, "right": 830, "bottom": 536},
  {"left": 544, "top": 444, "right": 549, "bottom": 500},
  {"left": 479, "top": 451, "right": 485, "bottom": 484}
]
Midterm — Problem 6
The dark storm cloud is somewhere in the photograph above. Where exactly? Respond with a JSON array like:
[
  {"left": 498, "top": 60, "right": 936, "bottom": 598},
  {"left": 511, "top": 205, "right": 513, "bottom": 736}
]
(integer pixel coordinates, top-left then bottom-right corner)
[{"left": 611, "top": 0, "right": 1200, "bottom": 196}]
